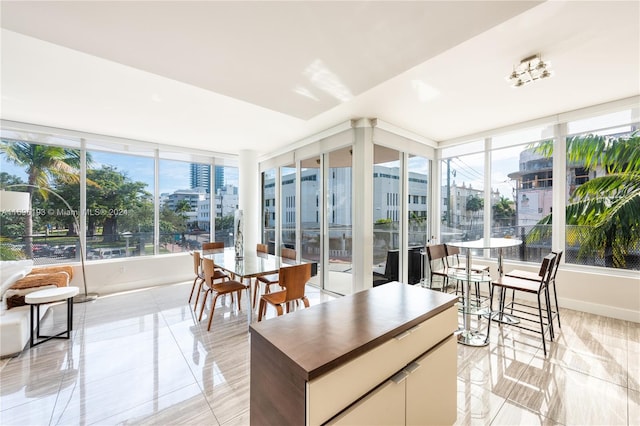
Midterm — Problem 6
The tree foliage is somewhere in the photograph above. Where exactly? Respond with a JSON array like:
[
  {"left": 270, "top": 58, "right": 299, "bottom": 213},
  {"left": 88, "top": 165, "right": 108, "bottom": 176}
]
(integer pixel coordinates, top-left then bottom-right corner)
[{"left": 528, "top": 132, "right": 640, "bottom": 268}]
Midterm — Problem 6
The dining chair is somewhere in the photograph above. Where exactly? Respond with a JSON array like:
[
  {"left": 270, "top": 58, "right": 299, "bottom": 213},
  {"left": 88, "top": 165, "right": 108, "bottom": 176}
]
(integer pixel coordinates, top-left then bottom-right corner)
[
  {"left": 199, "top": 257, "right": 248, "bottom": 331},
  {"left": 202, "top": 241, "right": 224, "bottom": 252},
  {"left": 193, "top": 246, "right": 229, "bottom": 313},
  {"left": 505, "top": 250, "right": 563, "bottom": 332},
  {"left": 258, "top": 263, "right": 311, "bottom": 321},
  {"left": 253, "top": 246, "right": 296, "bottom": 308},
  {"left": 488, "top": 252, "right": 557, "bottom": 355},
  {"left": 188, "top": 250, "right": 205, "bottom": 303}
]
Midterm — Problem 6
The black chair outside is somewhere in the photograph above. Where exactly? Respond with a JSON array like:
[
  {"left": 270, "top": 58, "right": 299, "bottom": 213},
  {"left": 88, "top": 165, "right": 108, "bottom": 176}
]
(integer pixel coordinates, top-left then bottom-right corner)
[{"left": 488, "top": 252, "right": 557, "bottom": 355}]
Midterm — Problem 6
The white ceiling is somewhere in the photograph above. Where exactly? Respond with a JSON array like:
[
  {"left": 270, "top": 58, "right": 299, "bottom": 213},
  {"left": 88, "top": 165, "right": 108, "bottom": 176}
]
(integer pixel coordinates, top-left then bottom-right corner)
[{"left": 1, "top": 1, "right": 639, "bottom": 158}]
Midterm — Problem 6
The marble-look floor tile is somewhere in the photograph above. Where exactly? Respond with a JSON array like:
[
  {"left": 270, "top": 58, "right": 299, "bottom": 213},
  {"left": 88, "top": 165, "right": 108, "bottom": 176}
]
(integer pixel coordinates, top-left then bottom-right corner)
[
  {"left": 491, "top": 400, "right": 561, "bottom": 425},
  {"left": 85, "top": 383, "right": 218, "bottom": 426},
  {"left": 508, "top": 355, "right": 628, "bottom": 425},
  {"left": 457, "top": 342, "right": 535, "bottom": 400},
  {"left": 455, "top": 379, "right": 507, "bottom": 425},
  {"left": 221, "top": 409, "right": 249, "bottom": 426},
  {"left": 629, "top": 388, "right": 640, "bottom": 425},
  {"left": 0, "top": 392, "right": 59, "bottom": 426},
  {"left": 1, "top": 282, "right": 636, "bottom": 426}
]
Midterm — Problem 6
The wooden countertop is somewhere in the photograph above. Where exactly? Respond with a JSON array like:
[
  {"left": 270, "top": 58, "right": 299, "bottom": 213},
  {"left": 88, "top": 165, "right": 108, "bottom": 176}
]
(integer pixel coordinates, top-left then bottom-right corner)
[{"left": 249, "top": 281, "right": 457, "bottom": 381}]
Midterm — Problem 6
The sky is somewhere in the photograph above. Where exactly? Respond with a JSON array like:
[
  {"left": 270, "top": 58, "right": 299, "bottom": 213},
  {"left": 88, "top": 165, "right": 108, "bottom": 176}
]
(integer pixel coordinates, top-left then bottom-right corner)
[{"left": 1, "top": 150, "right": 239, "bottom": 195}]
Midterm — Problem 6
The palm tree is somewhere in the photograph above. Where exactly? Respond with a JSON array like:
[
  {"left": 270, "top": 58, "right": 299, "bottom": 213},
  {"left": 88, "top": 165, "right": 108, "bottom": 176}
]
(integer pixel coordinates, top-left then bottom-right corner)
[
  {"left": 529, "top": 132, "right": 640, "bottom": 268},
  {"left": 492, "top": 195, "right": 515, "bottom": 228},
  {"left": 0, "top": 139, "right": 81, "bottom": 257}
]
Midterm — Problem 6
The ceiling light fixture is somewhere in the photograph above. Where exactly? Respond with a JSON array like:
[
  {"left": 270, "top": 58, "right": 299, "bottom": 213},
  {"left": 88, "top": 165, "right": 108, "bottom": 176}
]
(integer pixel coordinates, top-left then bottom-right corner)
[{"left": 507, "top": 54, "right": 552, "bottom": 88}]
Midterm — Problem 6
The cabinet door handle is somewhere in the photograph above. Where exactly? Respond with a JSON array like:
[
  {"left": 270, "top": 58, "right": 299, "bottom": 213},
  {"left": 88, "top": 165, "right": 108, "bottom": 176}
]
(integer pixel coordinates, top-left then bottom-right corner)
[
  {"left": 394, "top": 330, "right": 411, "bottom": 340},
  {"left": 408, "top": 323, "right": 423, "bottom": 333},
  {"left": 404, "top": 361, "right": 421, "bottom": 374},
  {"left": 390, "top": 370, "right": 408, "bottom": 384}
]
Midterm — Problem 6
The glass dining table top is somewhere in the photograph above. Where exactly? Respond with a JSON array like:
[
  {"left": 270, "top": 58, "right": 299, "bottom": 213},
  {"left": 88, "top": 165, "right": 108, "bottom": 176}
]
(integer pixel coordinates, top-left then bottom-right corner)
[
  {"left": 446, "top": 237, "right": 522, "bottom": 249},
  {"left": 201, "top": 247, "right": 297, "bottom": 278}
]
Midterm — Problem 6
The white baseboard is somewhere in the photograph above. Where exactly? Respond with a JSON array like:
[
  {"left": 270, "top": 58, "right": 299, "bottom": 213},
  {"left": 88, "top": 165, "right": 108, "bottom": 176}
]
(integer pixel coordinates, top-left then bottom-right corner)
[{"left": 560, "top": 297, "right": 640, "bottom": 323}]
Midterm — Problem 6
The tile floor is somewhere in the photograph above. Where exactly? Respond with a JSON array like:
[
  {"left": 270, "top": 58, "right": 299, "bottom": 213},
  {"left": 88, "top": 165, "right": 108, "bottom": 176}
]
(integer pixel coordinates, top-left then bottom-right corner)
[{"left": 0, "top": 281, "right": 638, "bottom": 425}]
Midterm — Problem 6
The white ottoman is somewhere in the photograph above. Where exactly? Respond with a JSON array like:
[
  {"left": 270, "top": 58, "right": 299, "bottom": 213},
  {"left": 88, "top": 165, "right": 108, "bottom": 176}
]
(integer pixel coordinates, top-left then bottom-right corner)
[{"left": 25, "top": 287, "right": 79, "bottom": 347}]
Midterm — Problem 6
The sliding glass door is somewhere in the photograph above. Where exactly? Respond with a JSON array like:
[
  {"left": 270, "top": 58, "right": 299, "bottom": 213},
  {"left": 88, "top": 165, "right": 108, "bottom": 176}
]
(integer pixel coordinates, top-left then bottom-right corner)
[{"left": 326, "top": 147, "right": 352, "bottom": 294}]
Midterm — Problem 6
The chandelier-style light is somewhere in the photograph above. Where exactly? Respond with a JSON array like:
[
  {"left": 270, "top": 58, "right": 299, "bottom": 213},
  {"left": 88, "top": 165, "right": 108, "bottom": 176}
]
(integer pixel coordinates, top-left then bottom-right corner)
[{"left": 507, "top": 54, "right": 551, "bottom": 88}]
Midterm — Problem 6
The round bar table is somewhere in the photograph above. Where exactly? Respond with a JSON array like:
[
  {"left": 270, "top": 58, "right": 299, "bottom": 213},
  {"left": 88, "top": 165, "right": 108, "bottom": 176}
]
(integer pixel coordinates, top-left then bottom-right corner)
[{"left": 446, "top": 238, "right": 522, "bottom": 346}]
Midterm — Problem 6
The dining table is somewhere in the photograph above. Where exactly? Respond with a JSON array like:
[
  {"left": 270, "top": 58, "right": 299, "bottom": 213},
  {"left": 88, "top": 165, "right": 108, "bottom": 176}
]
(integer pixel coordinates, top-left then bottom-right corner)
[
  {"left": 200, "top": 247, "right": 302, "bottom": 324},
  {"left": 446, "top": 237, "right": 523, "bottom": 347}
]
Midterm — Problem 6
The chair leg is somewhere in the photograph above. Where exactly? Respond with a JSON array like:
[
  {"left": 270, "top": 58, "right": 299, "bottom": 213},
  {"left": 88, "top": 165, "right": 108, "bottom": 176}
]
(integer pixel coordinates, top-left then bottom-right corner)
[
  {"left": 302, "top": 297, "right": 310, "bottom": 308},
  {"left": 258, "top": 298, "right": 266, "bottom": 321},
  {"left": 551, "top": 280, "right": 561, "bottom": 329},
  {"left": 486, "top": 284, "right": 495, "bottom": 341},
  {"left": 275, "top": 304, "right": 283, "bottom": 316},
  {"left": 544, "top": 286, "right": 555, "bottom": 340},
  {"left": 537, "top": 292, "right": 547, "bottom": 356},
  {"left": 510, "top": 289, "right": 515, "bottom": 314},
  {"left": 252, "top": 281, "right": 260, "bottom": 308},
  {"left": 207, "top": 294, "right": 221, "bottom": 331},
  {"left": 198, "top": 290, "right": 210, "bottom": 321},
  {"left": 498, "top": 287, "right": 506, "bottom": 324},
  {"left": 188, "top": 276, "right": 200, "bottom": 303},
  {"left": 194, "top": 280, "right": 204, "bottom": 312}
]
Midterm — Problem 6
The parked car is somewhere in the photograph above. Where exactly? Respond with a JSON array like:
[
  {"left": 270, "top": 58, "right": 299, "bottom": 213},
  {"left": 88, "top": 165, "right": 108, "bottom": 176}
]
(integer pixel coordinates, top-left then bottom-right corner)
[
  {"left": 32, "top": 244, "right": 51, "bottom": 257},
  {"left": 87, "top": 247, "right": 125, "bottom": 260},
  {"left": 51, "top": 245, "right": 65, "bottom": 257},
  {"left": 63, "top": 246, "right": 77, "bottom": 258}
]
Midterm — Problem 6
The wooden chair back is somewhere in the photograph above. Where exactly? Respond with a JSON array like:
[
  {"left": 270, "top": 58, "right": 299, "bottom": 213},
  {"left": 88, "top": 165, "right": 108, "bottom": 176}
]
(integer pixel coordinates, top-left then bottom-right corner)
[
  {"left": 535, "top": 253, "right": 556, "bottom": 289},
  {"left": 281, "top": 247, "right": 296, "bottom": 260},
  {"left": 257, "top": 243, "right": 268, "bottom": 253},
  {"left": 550, "top": 250, "right": 563, "bottom": 281},
  {"left": 444, "top": 244, "right": 461, "bottom": 267},
  {"left": 201, "top": 257, "right": 216, "bottom": 286},
  {"left": 193, "top": 250, "right": 202, "bottom": 275},
  {"left": 426, "top": 244, "right": 447, "bottom": 266},
  {"left": 279, "top": 263, "right": 311, "bottom": 301},
  {"left": 202, "top": 241, "right": 224, "bottom": 251}
]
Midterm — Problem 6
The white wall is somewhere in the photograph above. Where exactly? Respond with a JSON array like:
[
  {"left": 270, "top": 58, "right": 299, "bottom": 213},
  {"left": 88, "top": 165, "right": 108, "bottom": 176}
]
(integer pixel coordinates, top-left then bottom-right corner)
[
  {"left": 472, "top": 259, "right": 640, "bottom": 323},
  {"left": 68, "top": 254, "right": 192, "bottom": 295},
  {"left": 65, "top": 252, "right": 639, "bottom": 323}
]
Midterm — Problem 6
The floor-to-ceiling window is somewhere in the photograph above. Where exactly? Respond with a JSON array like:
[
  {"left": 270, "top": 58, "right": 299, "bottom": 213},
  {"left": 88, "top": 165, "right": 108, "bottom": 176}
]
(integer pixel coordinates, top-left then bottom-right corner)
[
  {"left": 0, "top": 132, "right": 81, "bottom": 265},
  {"left": 326, "top": 147, "right": 352, "bottom": 295},
  {"left": 261, "top": 168, "right": 276, "bottom": 254},
  {"left": 86, "top": 148, "right": 155, "bottom": 258},
  {"left": 564, "top": 110, "right": 639, "bottom": 270},
  {"left": 213, "top": 164, "right": 239, "bottom": 247},
  {"left": 1, "top": 123, "right": 236, "bottom": 262},
  {"left": 158, "top": 159, "right": 205, "bottom": 253},
  {"left": 407, "top": 153, "right": 430, "bottom": 283},
  {"left": 441, "top": 143, "right": 485, "bottom": 245},
  {"left": 300, "top": 156, "right": 321, "bottom": 287},
  {"left": 372, "top": 145, "right": 401, "bottom": 286},
  {"left": 281, "top": 163, "right": 296, "bottom": 252},
  {"left": 490, "top": 126, "right": 553, "bottom": 263}
]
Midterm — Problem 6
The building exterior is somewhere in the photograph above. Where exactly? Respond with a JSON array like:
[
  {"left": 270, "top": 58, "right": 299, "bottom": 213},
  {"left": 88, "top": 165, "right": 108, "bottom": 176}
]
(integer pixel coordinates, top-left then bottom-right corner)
[{"left": 189, "top": 164, "right": 210, "bottom": 193}]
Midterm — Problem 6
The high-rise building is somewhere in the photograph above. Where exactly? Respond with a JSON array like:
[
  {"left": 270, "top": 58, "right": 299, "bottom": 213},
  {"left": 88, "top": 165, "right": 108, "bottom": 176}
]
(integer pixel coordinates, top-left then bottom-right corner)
[
  {"left": 190, "top": 163, "right": 210, "bottom": 193},
  {"left": 214, "top": 166, "right": 224, "bottom": 194}
]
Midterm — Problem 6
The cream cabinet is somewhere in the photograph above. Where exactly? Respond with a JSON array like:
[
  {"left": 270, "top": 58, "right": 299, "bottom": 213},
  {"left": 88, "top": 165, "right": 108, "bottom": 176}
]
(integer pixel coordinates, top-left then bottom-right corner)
[
  {"left": 325, "top": 335, "right": 456, "bottom": 426},
  {"left": 250, "top": 282, "right": 458, "bottom": 426}
]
